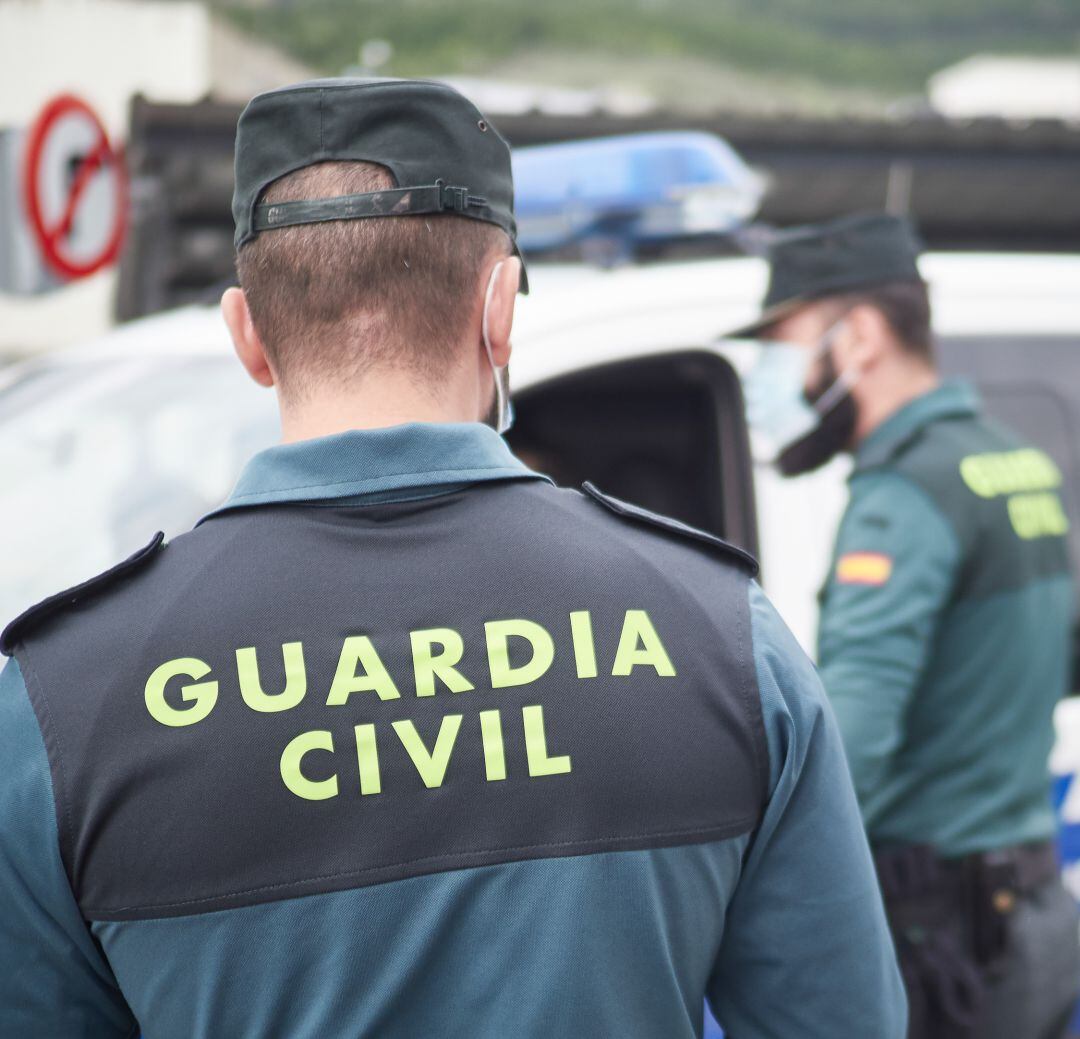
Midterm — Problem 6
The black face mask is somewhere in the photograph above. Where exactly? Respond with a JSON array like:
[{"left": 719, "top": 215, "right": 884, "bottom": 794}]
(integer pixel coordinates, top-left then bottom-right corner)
[{"left": 776, "top": 349, "right": 858, "bottom": 477}]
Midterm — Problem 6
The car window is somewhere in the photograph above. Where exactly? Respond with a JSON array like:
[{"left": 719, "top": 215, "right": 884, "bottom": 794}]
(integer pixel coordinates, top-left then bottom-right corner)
[
  {"left": 0, "top": 355, "right": 278, "bottom": 625},
  {"left": 508, "top": 350, "right": 758, "bottom": 556}
]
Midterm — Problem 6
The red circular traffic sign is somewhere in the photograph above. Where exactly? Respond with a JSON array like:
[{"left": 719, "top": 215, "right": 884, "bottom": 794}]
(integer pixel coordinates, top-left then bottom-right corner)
[{"left": 21, "top": 94, "right": 128, "bottom": 281}]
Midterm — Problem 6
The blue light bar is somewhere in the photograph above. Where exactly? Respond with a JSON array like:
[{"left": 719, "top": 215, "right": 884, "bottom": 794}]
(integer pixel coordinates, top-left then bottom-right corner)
[{"left": 511, "top": 132, "right": 765, "bottom": 259}]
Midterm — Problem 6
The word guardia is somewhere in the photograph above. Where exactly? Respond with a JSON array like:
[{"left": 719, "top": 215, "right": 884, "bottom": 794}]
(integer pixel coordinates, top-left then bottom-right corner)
[
  {"left": 144, "top": 610, "right": 676, "bottom": 800},
  {"left": 960, "top": 448, "right": 1070, "bottom": 540}
]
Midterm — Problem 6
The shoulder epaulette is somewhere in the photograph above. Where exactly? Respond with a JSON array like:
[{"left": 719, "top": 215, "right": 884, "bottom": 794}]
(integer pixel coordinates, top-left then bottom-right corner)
[
  {"left": 857, "top": 424, "right": 931, "bottom": 472},
  {"left": 581, "top": 482, "right": 759, "bottom": 576},
  {"left": 1, "top": 532, "right": 165, "bottom": 655}
]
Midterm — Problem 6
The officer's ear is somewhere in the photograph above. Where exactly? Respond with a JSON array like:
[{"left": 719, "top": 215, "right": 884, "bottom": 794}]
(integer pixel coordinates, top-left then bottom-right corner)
[
  {"left": 482, "top": 255, "right": 521, "bottom": 368},
  {"left": 838, "top": 302, "right": 890, "bottom": 372},
  {"left": 222, "top": 287, "right": 275, "bottom": 388}
]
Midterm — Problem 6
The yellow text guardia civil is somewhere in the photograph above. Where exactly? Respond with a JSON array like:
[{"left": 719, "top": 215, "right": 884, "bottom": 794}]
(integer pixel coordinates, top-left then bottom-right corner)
[{"left": 144, "top": 610, "right": 676, "bottom": 800}]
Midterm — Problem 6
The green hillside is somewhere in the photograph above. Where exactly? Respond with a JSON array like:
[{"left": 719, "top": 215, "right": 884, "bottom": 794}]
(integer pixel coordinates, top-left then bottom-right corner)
[{"left": 216, "top": 0, "right": 1080, "bottom": 105}]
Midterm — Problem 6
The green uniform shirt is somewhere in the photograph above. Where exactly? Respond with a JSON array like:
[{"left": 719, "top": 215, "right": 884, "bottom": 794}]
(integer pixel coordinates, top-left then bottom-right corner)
[{"left": 819, "top": 380, "right": 1074, "bottom": 857}]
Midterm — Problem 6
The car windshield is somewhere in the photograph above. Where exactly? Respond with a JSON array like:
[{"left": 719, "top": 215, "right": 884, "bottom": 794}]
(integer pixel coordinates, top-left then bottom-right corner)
[{"left": 0, "top": 354, "right": 278, "bottom": 625}]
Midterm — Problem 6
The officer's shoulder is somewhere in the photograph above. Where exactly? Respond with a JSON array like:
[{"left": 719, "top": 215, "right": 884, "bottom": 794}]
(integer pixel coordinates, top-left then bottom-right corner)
[
  {"left": 861, "top": 418, "right": 975, "bottom": 505},
  {"left": 1, "top": 532, "right": 165, "bottom": 655},
  {"left": 577, "top": 481, "right": 759, "bottom": 576}
]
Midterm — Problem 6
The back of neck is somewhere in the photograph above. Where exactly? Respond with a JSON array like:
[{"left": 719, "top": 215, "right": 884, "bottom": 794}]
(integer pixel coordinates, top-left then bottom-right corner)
[{"left": 276, "top": 365, "right": 481, "bottom": 444}]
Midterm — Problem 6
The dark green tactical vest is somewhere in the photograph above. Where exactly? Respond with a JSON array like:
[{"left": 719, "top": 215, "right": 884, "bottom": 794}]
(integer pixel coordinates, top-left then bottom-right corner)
[
  {"left": 2, "top": 480, "right": 765, "bottom": 923},
  {"left": 885, "top": 416, "right": 1070, "bottom": 601}
]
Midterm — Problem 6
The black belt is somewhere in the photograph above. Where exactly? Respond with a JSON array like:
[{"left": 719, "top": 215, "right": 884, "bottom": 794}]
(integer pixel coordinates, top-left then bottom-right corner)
[
  {"left": 952, "top": 839, "right": 1060, "bottom": 905},
  {"left": 874, "top": 838, "right": 1060, "bottom": 900}
]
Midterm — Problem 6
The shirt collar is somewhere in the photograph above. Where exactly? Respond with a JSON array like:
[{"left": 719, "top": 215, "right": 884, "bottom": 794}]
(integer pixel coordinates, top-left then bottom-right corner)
[
  {"left": 200, "top": 421, "right": 549, "bottom": 522},
  {"left": 854, "top": 379, "right": 980, "bottom": 472}
]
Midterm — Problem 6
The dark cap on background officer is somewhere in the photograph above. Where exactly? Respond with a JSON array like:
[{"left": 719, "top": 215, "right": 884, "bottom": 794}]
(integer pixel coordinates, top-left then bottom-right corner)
[
  {"left": 734, "top": 212, "right": 927, "bottom": 476},
  {"left": 737, "top": 212, "right": 1080, "bottom": 1038},
  {"left": 0, "top": 82, "right": 903, "bottom": 1037}
]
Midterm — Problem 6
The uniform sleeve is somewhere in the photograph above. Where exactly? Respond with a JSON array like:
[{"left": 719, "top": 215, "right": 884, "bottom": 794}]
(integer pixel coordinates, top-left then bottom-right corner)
[
  {"left": 708, "top": 583, "right": 906, "bottom": 1038},
  {"left": 817, "top": 472, "right": 960, "bottom": 807},
  {"left": 0, "top": 656, "right": 137, "bottom": 1038}
]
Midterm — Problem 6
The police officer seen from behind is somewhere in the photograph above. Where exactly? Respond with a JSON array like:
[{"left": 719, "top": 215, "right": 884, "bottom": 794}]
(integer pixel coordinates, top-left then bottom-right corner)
[
  {"left": 738, "top": 212, "right": 1080, "bottom": 1039},
  {"left": 0, "top": 83, "right": 904, "bottom": 1037}
]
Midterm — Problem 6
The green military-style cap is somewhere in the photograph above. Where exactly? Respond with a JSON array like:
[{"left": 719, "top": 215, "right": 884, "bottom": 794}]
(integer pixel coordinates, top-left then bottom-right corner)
[
  {"left": 232, "top": 77, "right": 528, "bottom": 292},
  {"left": 728, "top": 212, "right": 924, "bottom": 338}
]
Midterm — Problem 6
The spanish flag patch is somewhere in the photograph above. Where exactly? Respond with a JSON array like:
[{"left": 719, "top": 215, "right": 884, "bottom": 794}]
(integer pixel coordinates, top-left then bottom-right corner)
[{"left": 836, "top": 551, "right": 893, "bottom": 586}]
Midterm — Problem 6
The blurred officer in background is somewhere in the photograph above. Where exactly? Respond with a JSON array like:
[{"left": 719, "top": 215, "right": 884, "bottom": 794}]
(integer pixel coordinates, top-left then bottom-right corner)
[
  {"left": 0, "top": 81, "right": 903, "bottom": 1037},
  {"left": 738, "top": 212, "right": 1079, "bottom": 1039}
]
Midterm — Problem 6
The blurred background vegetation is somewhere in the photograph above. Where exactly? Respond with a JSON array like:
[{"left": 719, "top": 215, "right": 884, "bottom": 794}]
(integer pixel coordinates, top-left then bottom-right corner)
[{"left": 214, "top": 0, "right": 1080, "bottom": 114}]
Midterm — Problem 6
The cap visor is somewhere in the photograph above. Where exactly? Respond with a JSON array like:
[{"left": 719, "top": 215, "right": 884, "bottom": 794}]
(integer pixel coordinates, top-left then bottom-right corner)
[{"left": 722, "top": 297, "right": 805, "bottom": 340}]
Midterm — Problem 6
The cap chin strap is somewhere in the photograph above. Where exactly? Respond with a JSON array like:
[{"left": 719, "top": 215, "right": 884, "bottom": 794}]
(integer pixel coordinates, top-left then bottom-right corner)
[
  {"left": 252, "top": 181, "right": 492, "bottom": 233},
  {"left": 482, "top": 260, "right": 513, "bottom": 435}
]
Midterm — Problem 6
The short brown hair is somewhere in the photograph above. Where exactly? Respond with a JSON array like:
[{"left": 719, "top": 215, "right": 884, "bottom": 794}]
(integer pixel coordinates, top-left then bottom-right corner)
[
  {"left": 834, "top": 280, "right": 934, "bottom": 363},
  {"left": 236, "top": 160, "right": 509, "bottom": 394}
]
